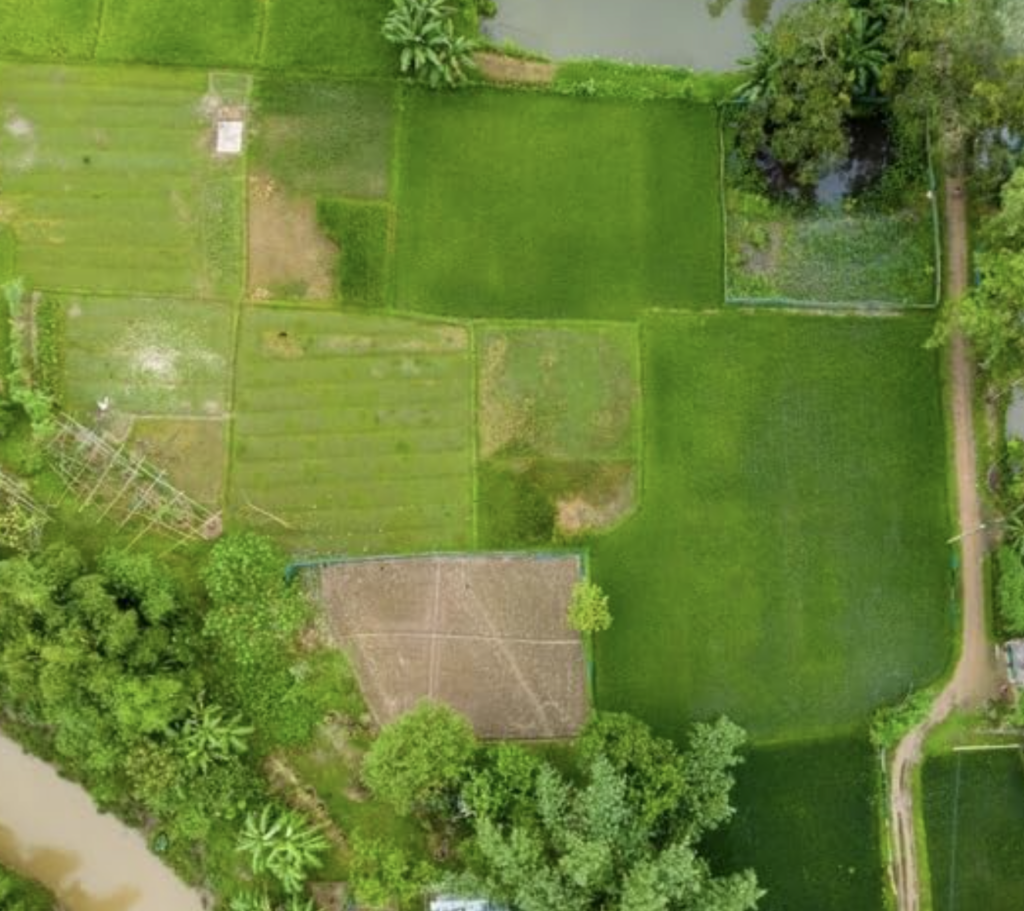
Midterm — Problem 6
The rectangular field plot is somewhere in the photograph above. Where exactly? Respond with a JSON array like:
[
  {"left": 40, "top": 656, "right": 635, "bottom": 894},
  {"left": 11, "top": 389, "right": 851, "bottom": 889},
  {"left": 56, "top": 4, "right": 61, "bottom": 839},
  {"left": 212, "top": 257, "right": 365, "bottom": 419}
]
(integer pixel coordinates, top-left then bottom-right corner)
[
  {"left": 0, "top": 63, "right": 245, "bottom": 299},
  {"left": 230, "top": 308, "right": 474, "bottom": 554},
  {"left": 394, "top": 90, "right": 722, "bottom": 319},
  {"left": 593, "top": 311, "right": 951, "bottom": 742},
  {"left": 0, "top": 0, "right": 102, "bottom": 60},
  {"left": 708, "top": 737, "right": 884, "bottom": 911},
  {"left": 923, "top": 749, "right": 1024, "bottom": 911},
  {"left": 61, "top": 295, "right": 234, "bottom": 418},
  {"left": 315, "top": 554, "right": 587, "bottom": 738}
]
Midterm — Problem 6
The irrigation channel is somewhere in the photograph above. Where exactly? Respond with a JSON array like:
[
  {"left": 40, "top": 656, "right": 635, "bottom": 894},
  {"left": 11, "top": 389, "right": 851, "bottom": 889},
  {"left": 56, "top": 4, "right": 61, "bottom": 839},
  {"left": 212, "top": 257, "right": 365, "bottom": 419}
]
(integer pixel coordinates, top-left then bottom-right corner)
[
  {"left": 484, "top": 0, "right": 802, "bottom": 70},
  {"left": 887, "top": 176, "right": 1006, "bottom": 911},
  {"left": 0, "top": 732, "right": 204, "bottom": 911}
]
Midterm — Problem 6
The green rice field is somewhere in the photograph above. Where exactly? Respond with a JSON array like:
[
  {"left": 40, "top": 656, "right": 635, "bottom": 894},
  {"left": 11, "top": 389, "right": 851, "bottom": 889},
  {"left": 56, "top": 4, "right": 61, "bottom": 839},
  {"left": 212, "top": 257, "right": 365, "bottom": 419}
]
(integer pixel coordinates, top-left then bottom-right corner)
[
  {"left": 0, "top": 0, "right": 101, "bottom": 60},
  {"left": 0, "top": 63, "right": 246, "bottom": 299},
  {"left": 708, "top": 737, "right": 884, "bottom": 911},
  {"left": 923, "top": 749, "right": 1024, "bottom": 911},
  {"left": 393, "top": 89, "right": 722, "bottom": 320},
  {"left": 228, "top": 307, "right": 474, "bottom": 553},
  {"left": 593, "top": 310, "right": 951, "bottom": 743}
]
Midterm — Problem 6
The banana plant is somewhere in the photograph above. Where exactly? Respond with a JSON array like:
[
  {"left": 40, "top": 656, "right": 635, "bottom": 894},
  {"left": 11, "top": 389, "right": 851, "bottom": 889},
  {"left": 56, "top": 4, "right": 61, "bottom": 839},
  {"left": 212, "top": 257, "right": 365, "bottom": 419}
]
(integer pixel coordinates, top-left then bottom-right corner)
[
  {"left": 176, "top": 695, "right": 254, "bottom": 773},
  {"left": 382, "top": 0, "right": 477, "bottom": 88},
  {"left": 237, "top": 804, "right": 329, "bottom": 894}
]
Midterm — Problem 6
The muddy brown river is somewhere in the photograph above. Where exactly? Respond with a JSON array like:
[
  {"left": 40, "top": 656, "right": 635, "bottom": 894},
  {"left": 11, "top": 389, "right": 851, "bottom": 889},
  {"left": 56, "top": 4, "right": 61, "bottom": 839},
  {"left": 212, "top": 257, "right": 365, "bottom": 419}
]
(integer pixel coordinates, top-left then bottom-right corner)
[{"left": 0, "top": 733, "right": 204, "bottom": 911}]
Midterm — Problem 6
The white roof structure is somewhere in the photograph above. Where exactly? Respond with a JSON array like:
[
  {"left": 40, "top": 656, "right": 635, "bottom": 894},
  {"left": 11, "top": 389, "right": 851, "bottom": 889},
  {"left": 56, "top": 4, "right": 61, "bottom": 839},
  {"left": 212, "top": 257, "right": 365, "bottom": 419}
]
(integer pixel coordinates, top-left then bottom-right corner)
[
  {"left": 429, "top": 897, "right": 505, "bottom": 911},
  {"left": 215, "top": 120, "right": 244, "bottom": 155},
  {"left": 1005, "top": 639, "right": 1024, "bottom": 687}
]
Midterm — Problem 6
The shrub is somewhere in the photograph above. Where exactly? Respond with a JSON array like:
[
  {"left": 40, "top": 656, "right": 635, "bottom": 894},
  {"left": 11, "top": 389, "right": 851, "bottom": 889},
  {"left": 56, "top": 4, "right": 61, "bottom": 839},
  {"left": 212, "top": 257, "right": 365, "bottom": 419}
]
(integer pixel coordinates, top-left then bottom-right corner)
[
  {"left": 567, "top": 580, "right": 612, "bottom": 633},
  {"left": 997, "top": 545, "right": 1024, "bottom": 636}
]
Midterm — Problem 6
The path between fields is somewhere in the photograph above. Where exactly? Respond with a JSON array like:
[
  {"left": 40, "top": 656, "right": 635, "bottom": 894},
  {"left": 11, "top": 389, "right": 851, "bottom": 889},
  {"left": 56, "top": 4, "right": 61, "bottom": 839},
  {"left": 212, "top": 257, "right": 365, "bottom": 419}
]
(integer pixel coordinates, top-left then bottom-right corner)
[{"left": 888, "top": 176, "right": 1005, "bottom": 911}]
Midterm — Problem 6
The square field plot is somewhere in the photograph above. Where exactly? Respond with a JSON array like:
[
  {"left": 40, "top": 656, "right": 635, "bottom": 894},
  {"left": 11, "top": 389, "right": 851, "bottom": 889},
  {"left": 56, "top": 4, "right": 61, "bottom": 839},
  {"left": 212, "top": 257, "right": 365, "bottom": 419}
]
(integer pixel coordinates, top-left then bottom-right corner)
[
  {"left": 0, "top": 0, "right": 102, "bottom": 60},
  {"left": 129, "top": 417, "right": 227, "bottom": 508},
  {"left": 394, "top": 90, "right": 722, "bottom": 320},
  {"left": 96, "top": 0, "right": 262, "bottom": 66},
  {"left": 0, "top": 64, "right": 246, "bottom": 299},
  {"left": 61, "top": 296, "right": 234, "bottom": 418},
  {"left": 708, "top": 737, "right": 884, "bottom": 911},
  {"left": 593, "top": 311, "right": 951, "bottom": 742},
  {"left": 230, "top": 308, "right": 474, "bottom": 554},
  {"left": 261, "top": 0, "right": 397, "bottom": 77},
  {"left": 315, "top": 554, "right": 587, "bottom": 738},
  {"left": 924, "top": 749, "right": 1024, "bottom": 911}
]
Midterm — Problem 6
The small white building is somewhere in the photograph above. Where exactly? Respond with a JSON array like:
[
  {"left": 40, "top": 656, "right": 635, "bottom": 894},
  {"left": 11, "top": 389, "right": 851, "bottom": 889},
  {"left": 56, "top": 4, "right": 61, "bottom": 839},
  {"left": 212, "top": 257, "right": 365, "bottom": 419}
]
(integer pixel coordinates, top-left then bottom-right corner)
[
  {"left": 1005, "top": 639, "right": 1024, "bottom": 687},
  {"left": 429, "top": 897, "right": 506, "bottom": 911},
  {"left": 215, "top": 119, "right": 244, "bottom": 155}
]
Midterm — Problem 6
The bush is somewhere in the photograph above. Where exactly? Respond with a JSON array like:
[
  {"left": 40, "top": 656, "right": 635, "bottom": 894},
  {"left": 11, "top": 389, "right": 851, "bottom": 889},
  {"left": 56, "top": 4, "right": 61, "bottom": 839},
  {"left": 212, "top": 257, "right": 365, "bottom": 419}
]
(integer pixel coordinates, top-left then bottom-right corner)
[
  {"left": 567, "top": 580, "right": 612, "bottom": 633},
  {"left": 869, "top": 688, "right": 935, "bottom": 749},
  {"left": 316, "top": 200, "right": 392, "bottom": 307},
  {"left": 997, "top": 546, "right": 1024, "bottom": 636}
]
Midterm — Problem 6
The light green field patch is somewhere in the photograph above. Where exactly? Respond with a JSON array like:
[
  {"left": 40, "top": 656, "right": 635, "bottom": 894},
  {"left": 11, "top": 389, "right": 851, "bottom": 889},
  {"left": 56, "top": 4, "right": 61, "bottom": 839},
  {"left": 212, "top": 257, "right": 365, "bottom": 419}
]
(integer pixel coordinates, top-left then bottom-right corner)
[
  {"left": 230, "top": 307, "right": 473, "bottom": 554},
  {"left": 0, "top": 63, "right": 245, "bottom": 298},
  {"left": 250, "top": 78, "right": 396, "bottom": 199},
  {"left": 129, "top": 417, "right": 227, "bottom": 507},
  {"left": 62, "top": 295, "right": 234, "bottom": 417}
]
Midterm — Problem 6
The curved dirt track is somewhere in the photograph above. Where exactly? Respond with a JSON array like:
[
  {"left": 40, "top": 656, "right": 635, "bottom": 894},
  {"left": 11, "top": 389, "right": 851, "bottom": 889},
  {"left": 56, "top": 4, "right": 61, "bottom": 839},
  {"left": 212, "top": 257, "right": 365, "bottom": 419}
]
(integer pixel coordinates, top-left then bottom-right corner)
[{"left": 888, "top": 176, "right": 1005, "bottom": 911}]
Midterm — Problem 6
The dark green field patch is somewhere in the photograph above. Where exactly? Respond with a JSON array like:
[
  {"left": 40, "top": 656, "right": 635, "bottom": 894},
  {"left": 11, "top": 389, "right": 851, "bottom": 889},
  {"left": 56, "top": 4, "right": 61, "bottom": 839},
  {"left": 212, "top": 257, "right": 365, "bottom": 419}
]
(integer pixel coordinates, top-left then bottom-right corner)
[
  {"left": 251, "top": 78, "right": 396, "bottom": 199},
  {"left": 923, "top": 749, "right": 1024, "bottom": 911},
  {"left": 593, "top": 311, "right": 951, "bottom": 743},
  {"left": 261, "top": 0, "right": 397, "bottom": 78},
  {"left": 317, "top": 199, "right": 392, "bottom": 307},
  {"left": 708, "top": 737, "right": 884, "bottom": 911},
  {"left": 0, "top": 63, "right": 245, "bottom": 299},
  {"left": 0, "top": 0, "right": 102, "bottom": 60},
  {"left": 229, "top": 307, "right": 474, "bottom": 554},
  {"left": 96, "top": 0, "right": 262, "bottom": 66},
  {"left": 394, "top": 89, "right": 722, "bottom": 320},
  {"left": 61, "top": 295, "right": 235, "bottom": 418}
]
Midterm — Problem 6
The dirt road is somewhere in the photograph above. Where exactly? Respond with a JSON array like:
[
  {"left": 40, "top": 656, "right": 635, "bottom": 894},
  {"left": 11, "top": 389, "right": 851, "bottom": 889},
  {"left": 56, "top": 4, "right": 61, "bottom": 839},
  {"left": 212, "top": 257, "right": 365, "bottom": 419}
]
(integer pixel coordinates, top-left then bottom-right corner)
[{"left": 888, "top": 176, "right": 1005, "bottom": 911}]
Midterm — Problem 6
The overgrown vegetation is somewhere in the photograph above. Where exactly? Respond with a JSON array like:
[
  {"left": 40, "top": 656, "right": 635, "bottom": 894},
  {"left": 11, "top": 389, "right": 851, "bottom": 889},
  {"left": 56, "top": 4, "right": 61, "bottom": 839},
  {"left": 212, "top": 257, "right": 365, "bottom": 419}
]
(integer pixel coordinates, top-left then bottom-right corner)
[{"left": 0, "top": 863, "right": 56, "bottom": 911}]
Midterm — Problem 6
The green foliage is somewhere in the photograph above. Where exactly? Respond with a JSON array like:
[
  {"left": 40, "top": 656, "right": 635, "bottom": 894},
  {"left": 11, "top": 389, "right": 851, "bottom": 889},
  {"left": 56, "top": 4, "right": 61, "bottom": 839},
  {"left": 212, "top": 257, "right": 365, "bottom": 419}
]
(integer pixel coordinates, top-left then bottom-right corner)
[
  {"left": 567, "top": 580, "right": 612, "bottom": 634},
  {"left": 383, "top": 0, "right": 478, "bottom": 89},
  {"left": 869, "top": 687, "right": 936, "bottom": 749},
  {"left": 316, "top": 200, "right": 392, "bottom": 307},
  {"left": 261, "top": 0, "right": 398, "bottom": 77},
  {"left": 349, "top": 834, "right": 438, "bottom": 908},
  {"left": 0, "top": 862, "right": 55, "bottom": 911},
  {"left": 362, "top": 701, "right": 477, "bottom": 816},
  {"left": 923, "top": 750, "right": 1024, "bottom": 911},
  {"left": 462, "top": 742, "right": 542, "bottom": 825},
  {"left": 96, "top": 0, "right": 262, "bottom": 66},
  {"left": 996, "top": 546, "right": 1024, "bottom": 637},
  {"left": 554, "top": 59, "right": 739, "bottom": 103},
  {"left": 476, "top": 463, "right": 556, "bottom": 548},
  {"left": 0, "top": 0, "right": 102, "bottom": 59},
  {"left": 237, "top": 804, "right": 329, "bottom": 894},
  {"left": 395, "top": 89, "right": 722, "bottom": 319},
  {"left": 593, "top": 311, "right": 950, "bottom": 742},
  {"left": 175, "top": 696, "right": 254, "bottom": 774}
]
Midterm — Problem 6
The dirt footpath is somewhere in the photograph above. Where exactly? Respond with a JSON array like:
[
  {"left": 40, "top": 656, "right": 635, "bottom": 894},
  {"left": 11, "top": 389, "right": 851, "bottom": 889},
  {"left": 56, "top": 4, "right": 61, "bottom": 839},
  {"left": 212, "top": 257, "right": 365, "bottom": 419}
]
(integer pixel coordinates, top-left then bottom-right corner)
[{"left": 888, "top": 176, "right": 1006, "bottom": 911}]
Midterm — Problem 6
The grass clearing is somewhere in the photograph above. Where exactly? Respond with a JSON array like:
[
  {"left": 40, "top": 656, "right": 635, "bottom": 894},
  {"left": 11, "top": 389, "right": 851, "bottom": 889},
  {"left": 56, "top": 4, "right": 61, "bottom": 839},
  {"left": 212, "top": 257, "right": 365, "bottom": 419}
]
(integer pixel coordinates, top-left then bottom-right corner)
[
  {"left": 96, "top": 0, "right": 262, "bottom": 66},
  {"left": 475, "top": 324, "right": 640, "bottom": 544},
  {"left": 0, "top": 63, "right": 246, "bottom": 299},
  {"left": 129, "top": 417, "right": 227, "bottom": 507},
  {"left": 317, "top": 199, "right": 393, "bottom": 307},
  {"left": 0, "top": 0, "right": 101, "bottom": 60},
  {"left": 708, "top": 737, "right": 884, "bottom": 911},
  {"left": 593, "top": 310, "right": 951, "bottom": 743},
  {"left": 923, "top": 749, "right": 1024, "bottom": 911},
  {"left": 261, "top": 0, "right": 397, "bottom": 78},
  {"left": 229, "top": 307, "right": 474, "bottom": 554},
  {"left": 250, "top": 78, "right": 396, "bottom": 199},
  {"left": 394, "top": 89, "right": 722, "bottom": 320},
  {"left": 61, "top": 295, "right": 234, "bottom": 418}
]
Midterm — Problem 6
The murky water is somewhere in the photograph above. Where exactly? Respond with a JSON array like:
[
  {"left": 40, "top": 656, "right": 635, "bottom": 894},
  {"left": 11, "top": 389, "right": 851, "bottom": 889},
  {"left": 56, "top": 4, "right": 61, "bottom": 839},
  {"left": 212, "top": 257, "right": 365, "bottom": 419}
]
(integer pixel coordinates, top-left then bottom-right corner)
[
  {"left": 0, "top": 734, "right": 204, "bottom": 911},
  {"left": 485, "top": 0, "right": 803, "bottom": 70}
]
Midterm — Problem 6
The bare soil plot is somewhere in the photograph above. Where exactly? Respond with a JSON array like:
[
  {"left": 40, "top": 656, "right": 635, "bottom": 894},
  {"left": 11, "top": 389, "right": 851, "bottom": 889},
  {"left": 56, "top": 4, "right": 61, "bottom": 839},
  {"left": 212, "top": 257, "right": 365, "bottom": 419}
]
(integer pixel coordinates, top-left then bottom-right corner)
[
  {"left": 316, "top": 554, "right": 587, "bottom": 739},
  {"left": 248, "top": 173, "right": 336, "bottom": 301}
]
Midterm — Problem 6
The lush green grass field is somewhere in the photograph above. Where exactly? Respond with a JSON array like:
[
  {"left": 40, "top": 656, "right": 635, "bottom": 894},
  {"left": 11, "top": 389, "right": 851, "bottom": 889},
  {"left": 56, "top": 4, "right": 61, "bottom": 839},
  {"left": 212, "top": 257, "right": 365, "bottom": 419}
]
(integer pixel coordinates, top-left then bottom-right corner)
[
  {"left": 261, "top": 0, "right": 397, "bottom": 77},
  {"left": 96, "top": 0, "right": 262, "bottom": 66},
  {"left": 229, "top": 307, "right": 474, "bottom": 554},
  {"left": 923, "top": 749, "right": 1024, "bottom": 911},
  {"left": 61, "top": 295, "right": 235, "bottom": 417},
  {"left": 708, "top": 737, "right": 884, "bottom": 911},
  {"left": 0, "top": 0, "right": 101, "bottom": 60},
  {"left": 317, "top": 199, "right": 393, "bottom": 306},
  {"left": 593, "top": 310, "right": 951, "bottom": 742},
  {"left": 393, "top": 89, "right": 722, "bottom": 320},
  {"left": 0, "top": 64, "right": 245, "bottom": 299},
  {"left": 251, "top": 78, "right": 396, "bottom": 199}
]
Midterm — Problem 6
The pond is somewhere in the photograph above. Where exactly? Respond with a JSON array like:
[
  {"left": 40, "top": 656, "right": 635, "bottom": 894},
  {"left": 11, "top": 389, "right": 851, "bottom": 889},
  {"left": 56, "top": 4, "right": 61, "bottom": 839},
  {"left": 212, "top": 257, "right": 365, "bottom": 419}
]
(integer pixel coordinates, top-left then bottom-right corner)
[
  {"left": 0, "top": 733, "right": 204, "bottom": 911},
  {"left": 484, "top": 0, "right": 803, "bottom": 71}
]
